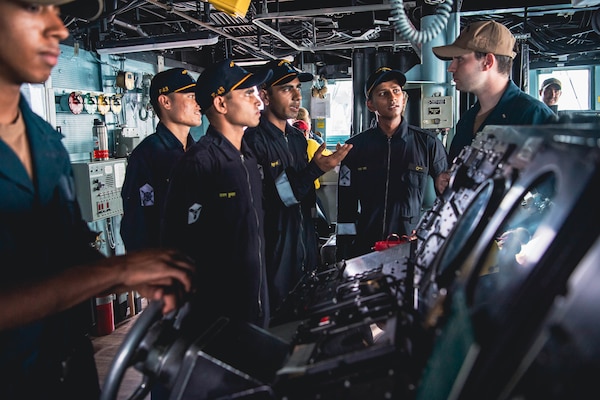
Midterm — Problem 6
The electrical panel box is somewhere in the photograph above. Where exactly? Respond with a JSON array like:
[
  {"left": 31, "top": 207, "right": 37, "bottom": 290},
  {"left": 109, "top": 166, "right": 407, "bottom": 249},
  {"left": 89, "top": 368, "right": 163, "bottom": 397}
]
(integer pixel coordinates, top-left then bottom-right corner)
[
  {"left": 421, "top": 95, "right": 453, "bottom": 129},
  {"left": 115, "top": 126, "right": 141, "bottom": 158},
  {"left": 72, "top": 159, "right": 127, "bottom": 222}
]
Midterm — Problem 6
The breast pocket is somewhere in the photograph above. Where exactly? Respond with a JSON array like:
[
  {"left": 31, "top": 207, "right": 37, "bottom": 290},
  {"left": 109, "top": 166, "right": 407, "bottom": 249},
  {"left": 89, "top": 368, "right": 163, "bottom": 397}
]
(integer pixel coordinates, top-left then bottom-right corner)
[{"left": 406, "top": 163, "right": 428, "bottom": 188}]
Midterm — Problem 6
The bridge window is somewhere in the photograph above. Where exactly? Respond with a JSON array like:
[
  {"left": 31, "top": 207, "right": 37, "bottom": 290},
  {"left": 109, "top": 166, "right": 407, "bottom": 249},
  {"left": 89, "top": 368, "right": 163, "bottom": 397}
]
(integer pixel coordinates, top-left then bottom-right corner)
[
  {"left": 316, "top": 80, "right": 353, "bottom": 150},
  {"left": 537, "top": 69, "right": 590, "bottom": 110}
]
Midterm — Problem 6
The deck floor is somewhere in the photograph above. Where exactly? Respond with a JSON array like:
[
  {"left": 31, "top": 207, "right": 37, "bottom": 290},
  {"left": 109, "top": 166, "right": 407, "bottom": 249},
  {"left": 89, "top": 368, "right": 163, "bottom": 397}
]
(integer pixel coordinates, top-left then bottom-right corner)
[{"left": 92, "top": 303, "right": 150, "bottom": 400}]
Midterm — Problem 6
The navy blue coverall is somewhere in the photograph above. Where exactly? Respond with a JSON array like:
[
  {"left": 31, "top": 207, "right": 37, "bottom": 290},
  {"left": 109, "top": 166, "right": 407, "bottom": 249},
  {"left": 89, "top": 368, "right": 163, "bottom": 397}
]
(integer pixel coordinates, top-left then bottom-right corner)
[
  {"left": 244, "top": 115, "right": 324, "bottom": 316},
  {"left": 336, "top": 118, "right": 448, "bottom": 260},
  {"left": 448, "top": 80, "right": 557, "bottom": 161},
  {"left": 120, "top": 122, "right": 195, "bottom": 251},
  {"left": 161, "top": 125, "right": 269, "bottom": 329},
  {"left": 0, "top": 96, "right": 104, "bottom": 399}
]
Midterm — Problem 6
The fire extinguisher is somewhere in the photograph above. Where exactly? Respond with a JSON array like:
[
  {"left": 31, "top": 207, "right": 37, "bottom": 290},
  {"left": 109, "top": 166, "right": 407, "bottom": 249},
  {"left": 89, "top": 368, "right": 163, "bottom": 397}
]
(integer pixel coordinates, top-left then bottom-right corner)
[{"left": 94, "top": 294, "right": 116, "bottom": 336}]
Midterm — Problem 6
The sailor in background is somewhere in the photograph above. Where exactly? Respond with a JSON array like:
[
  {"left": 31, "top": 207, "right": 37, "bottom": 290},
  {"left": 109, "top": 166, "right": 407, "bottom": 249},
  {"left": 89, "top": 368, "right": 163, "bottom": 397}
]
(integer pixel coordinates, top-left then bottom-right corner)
[
  {"left": 432, "top": 20, "right": 557, "bottom": 162},
  {"left": 245, "top": 60, "right": 352, "bottom": 318},
  {"left": 161, "top": 60, "right": 273, "bottom": 330},
  {"left": 336, "top": 67, "right": 448, "bottom": 260},
  {"left": 539, "top": 77, "right": 562, "bottom": 114},
  {"left": 120, "top": 68, "right": 200, "bottom": 251}
]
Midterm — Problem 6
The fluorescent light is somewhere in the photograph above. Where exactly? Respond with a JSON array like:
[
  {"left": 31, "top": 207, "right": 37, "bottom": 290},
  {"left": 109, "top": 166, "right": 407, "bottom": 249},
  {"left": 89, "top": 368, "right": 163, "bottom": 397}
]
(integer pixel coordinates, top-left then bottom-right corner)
[
  {"left": 236, "top": 55, "right": 294, "bottom": 67},
  {"left": 95, "top": 32, "right": 219, "bottom": 55},
  {"left": 236, "top": 60, "right": 270, "bottom": 67}
]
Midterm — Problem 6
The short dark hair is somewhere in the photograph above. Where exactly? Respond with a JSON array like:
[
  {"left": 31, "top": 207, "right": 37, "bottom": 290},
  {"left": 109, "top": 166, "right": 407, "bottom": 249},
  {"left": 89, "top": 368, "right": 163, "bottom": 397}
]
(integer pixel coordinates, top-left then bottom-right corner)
[
  {"left": 203, "top": 92, "right": 233, "bottom": 119},
  {"left": 474, "top": 51, "right": 513, "bottom": 75},
  {"left": 150, "top": 97, "right": 163, "bottom": 120},
  {"left": 261, "top": 83, "right": 273, "bottom": 94}
]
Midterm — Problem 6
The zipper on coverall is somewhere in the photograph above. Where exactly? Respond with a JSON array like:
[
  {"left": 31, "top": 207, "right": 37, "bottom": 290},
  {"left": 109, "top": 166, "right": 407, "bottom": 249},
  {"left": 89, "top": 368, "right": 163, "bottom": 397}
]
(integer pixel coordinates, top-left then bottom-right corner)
[
  {"left": 241, "top": 154, "right": 264, "bottom": 318},
  {"left": 284, "top": 133, "right": 308, "bottom": 272},
  {"left": 381, "top": 137, "right": 392, "bottom": 239}
]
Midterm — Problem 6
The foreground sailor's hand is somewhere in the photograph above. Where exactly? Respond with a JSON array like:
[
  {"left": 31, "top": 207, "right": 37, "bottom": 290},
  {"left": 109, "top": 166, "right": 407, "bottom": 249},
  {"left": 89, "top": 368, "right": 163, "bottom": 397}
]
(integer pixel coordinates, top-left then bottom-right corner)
[
  {"left": 312, "top": 142, "right": 353, "bottom": 172},
  {"left": 110, "top": 248, "right": 196, "bottom": 314},
  {"left": 435, "top": 170, "right": 451, "bottom": 194},
  {"left": 0, "top": 248, "right": 196, "bottom": 331}
]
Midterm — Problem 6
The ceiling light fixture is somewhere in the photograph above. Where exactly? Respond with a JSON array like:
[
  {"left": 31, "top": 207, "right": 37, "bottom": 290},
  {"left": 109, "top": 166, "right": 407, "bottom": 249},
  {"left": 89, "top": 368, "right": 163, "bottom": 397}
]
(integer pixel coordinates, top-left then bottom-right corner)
[
  {"left": 236, "top": 55, "right": 294, "bottom": 67},
  {"left": 235, "top": 60, "right": 270, "bottom": 67},
  {"left": 95, "top": 32, "right": 219, "bottom": 55}
]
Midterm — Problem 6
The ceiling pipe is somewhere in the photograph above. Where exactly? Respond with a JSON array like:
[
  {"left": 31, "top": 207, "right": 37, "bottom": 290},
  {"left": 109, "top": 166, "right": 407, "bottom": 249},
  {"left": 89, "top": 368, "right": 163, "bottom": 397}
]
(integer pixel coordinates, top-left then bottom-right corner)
[
  {"left": 254, "top": 4, "right": 394, "bottom": 19},
  {"left": 252, "top": 4, "right": 410, "bottom": 53},
  {"left": 143, "top": 0, "right": 278, "bottom": 60},
  {"left": 113, "top": 18, "right": 149, "bottom": 37},
  {"left": 141, "top": 1, "right": 412, "bottom": 60},
  {"left": 252, "top": 20, "right": 303, "bottom": 52}
]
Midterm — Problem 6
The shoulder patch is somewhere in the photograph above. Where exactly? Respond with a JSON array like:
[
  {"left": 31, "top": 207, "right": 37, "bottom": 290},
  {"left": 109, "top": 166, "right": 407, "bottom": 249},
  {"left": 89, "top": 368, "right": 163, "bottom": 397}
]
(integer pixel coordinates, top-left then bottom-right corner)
[
  {"left": 188, "top": 203, "right": 202, "bottom": 224},
  {"left": 257, "top": 164, "right": 264, "bottom": 180},
  {"left": 139, "top": 183, "right": 154, "bottom": 206},
  {"left": 339, "top": 165, "right": 351, "bottom": 187}
]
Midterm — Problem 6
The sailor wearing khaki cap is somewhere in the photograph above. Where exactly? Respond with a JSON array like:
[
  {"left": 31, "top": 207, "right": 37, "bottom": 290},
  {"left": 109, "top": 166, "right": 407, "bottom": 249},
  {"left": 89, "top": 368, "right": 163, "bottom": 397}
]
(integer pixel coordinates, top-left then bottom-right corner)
[
  {"left": 432, "top": 20, "right": 517, "bottom": 60},
  {"left": 432, "top": 20, "right": 556, "bottom": 165},
  {"left": 539, "top": 77, "right": 562, "bottom": 113}
]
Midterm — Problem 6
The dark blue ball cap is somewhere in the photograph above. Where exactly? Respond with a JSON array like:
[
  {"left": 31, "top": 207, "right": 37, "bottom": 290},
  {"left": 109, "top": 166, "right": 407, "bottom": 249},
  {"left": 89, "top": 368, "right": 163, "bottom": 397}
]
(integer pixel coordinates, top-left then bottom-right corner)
[
  {"left": 262, "top": 59, "right": 313, "bottom": 87},
  {"left": 196, "top": 59, "right": 273, "bottom": 111},
  {"left": 150, "top": 68, "right": 197, "bottom": 105},
  {"left": 365, "top": 67, "right": 407, "bottom": 98}
]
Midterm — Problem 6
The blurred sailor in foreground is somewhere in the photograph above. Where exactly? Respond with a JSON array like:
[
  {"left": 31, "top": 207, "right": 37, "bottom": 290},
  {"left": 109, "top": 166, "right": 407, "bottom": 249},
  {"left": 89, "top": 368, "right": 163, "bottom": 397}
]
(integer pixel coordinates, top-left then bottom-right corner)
[{"left": 0, "top": 1, "right": 195, "bottom": 398}]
